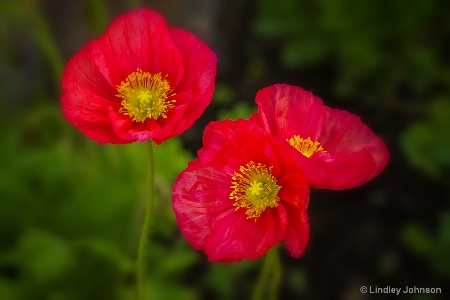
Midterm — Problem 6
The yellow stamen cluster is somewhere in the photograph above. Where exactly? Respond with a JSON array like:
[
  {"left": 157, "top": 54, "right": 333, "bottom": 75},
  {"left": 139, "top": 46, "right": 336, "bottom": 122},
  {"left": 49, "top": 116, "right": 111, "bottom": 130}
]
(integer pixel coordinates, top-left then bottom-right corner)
[
  {"left": 287, "top": 135, "right": 325, "bottom": 158},
  {"left": 230, "top": 161, "right": 281, "bottom": 221},
  {"left": 116, "top": 68, "right": 176, "bottom": 122}
]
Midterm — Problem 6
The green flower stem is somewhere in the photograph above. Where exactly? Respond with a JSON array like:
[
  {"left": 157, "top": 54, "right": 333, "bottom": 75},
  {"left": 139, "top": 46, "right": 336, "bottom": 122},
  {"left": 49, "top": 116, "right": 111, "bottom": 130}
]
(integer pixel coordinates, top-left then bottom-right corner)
[
  {"left": 136, "top": 140, "right": 155, "bottom": 300},
  {"left": 252, "top": 246, "right": 281, "bottom": 300},
  {"left": 269, "top": 248, "right": 281, "bottom": 300}
]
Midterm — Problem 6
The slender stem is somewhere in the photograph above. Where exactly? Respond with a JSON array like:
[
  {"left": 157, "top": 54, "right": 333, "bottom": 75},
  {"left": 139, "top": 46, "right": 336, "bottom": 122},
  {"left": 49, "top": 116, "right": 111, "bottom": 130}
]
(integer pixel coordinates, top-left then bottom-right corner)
[
  {"left": 251, "top": 246, "right": 281, "bottom": 300},
  {"left": 268, "top": 248, "right": 281, "bottom": 300},
  {"left": 136, "top": 140, "right": 155, "bottom": 300}
]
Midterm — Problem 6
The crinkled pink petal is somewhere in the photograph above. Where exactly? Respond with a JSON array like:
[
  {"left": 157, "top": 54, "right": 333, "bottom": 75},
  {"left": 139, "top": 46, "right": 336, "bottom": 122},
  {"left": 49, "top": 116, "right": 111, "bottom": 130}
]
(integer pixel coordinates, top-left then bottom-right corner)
[
  {"left": 107, "top": 108, "right": 161, "bottom": 142},
  {"left": 61, "top": 8, "right": 216, "bottom": 144},
  {"left": 173, "top": 162, "right": 234, "bottom": 250},
  {"left": 283, "top": 203, "right": 310, "bottom": 257},
  {"left": 169, "top": 28, "right": 216, "bottom": 102},
  {"left": 278, "top": 172, "right": 310, "bottom": 207},
  {"left": 152, "top": 104, "right": 188, "bottom": 145},
  {"left": 94, "top": 8, "right": 184, "bottom": 87},
  {"left": 318, "top": 108, "right": 390, "bottom": 182},
  {"left": 301, "top": 150, "right": 376, "bottom": 190},
  {"left": 204, "top": 204, "right": 288, "bottom": 262},
  {"left": 61, "top": 41, "right": 127, "bottom": 143},
  {"left": 252, "top": 84, "right": 389, "bottom": 189},
  {"left": 173, "top": 119, "right": 310, "bottom": 261},
  {"left": 137, "top": 27, "right": 216, "bottom": 143},
  {"left": 252, "top": 84, "right": 327, "bottom": 139},
  {"left": 198, "top": 119, "right": 282, "bottom": 176}
]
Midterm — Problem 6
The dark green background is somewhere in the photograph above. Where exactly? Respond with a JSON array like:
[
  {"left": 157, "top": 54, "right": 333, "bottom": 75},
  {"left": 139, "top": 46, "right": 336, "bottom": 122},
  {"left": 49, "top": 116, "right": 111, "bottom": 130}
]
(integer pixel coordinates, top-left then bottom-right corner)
[{"left": 1, "top": 0, "right": 449, "bottom": 299}]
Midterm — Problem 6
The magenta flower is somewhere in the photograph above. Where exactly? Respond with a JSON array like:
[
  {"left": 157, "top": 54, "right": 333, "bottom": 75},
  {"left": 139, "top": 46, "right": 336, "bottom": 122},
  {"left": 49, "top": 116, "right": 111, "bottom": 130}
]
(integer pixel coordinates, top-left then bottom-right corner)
[
  {"left": 250, "top": 84, "right": 389, "bottom": 189},
  {"left": 173, "top": 119, "right": 310, "bottom": 262},
  {"left": 61, "top": 8, "right": 216, "bottom": 144}
]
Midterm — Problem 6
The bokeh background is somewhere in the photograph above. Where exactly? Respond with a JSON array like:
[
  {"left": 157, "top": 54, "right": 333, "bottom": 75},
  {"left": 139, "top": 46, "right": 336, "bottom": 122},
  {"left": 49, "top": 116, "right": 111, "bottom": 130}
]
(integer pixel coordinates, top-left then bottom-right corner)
[{"left": 1, "top": 0, "right": 450, "bottom": 299}]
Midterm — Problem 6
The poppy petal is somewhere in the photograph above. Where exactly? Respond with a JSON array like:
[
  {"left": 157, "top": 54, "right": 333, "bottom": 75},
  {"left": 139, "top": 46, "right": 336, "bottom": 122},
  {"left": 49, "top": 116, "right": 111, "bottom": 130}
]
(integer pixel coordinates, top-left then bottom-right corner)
[
  {"left": 173, "top": 162, "right": 234, "bottom": 250},
  {"left": 204, "top": 204, "right": 288, "bottom": 262},
  {"left": 318, "top": 108, "right": 390, "bottom": 182},
  {"left": 252, "top": 84, "right": 389, "bottom": 189},
  {"left": 199, "top": 119, "right": 282, "bottom": 176},
  {"left": 253, "top": 84, "right": 327, "bottom": 140},
  {"left": 61, "top": 8, "right": 215, "bottom": 144},
  {"left": 169, "top": 28, "right": 216, "bottom": 101},
  {"left": 95, "top": 8, "right": 184, "bottom": 87},
  {"left": 284, "top": 203, "right": 310, "bottom": 257},
  {"left": 172, "top": 119, "right": 310, "bottom": 261}
]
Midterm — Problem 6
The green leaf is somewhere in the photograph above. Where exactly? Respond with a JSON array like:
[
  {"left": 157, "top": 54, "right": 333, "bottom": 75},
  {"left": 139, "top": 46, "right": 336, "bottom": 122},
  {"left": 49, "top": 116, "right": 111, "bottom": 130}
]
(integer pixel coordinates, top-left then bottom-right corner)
[
  {"left": 217, "top": 102, "right": 257, "bottom": 121},
  {"left": 401, "top": 98, "right": 450, "bottom": 181},
  {"left": 153, "top": 137, "right": 194, "bottom": 182},
  {"left": 401, "top": 223, "right": 433, "bottom": 256},
  {"left": 430, "top": 213, "right": 450, "bottom": 278},
  {"left": 14, "top": 229, "right": 75, "bottom": 284}
]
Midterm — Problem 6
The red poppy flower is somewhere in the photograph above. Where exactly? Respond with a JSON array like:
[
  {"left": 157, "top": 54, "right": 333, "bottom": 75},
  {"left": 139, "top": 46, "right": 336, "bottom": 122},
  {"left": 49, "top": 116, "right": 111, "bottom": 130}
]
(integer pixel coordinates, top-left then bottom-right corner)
[
  {"left": 250, "top": 84, "right": 389, "bottom": 190},
  {"left": 61, "top": 8, "right": 216, "bottom": 144},
  {"left": 172, "top": 119, "right": 310, "bottom": 262}
]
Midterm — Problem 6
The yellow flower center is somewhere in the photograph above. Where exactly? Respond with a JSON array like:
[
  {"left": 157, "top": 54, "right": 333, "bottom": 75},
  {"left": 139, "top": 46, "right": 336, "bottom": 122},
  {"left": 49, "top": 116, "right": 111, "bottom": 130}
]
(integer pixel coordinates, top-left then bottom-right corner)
[
  {"left": 230, "top": 161, "right": 282, "bottom": 221},
  {"left": 116, "top": 68, "right": 176, "bottom": 122},
  {"left": 287, "top": 135, "right": 325, "bottom": 158}
]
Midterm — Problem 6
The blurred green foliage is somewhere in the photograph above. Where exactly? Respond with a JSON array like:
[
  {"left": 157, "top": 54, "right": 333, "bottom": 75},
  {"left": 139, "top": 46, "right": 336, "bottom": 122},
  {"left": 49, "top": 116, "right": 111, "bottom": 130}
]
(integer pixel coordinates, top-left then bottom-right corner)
[
  {"left": 252, "top": 0, "right": 450, "bottom": 297},
  {"left": 0, "top": 0, "right": 63, "bottom": 87},
  {"left": 254, "top": 0, "right": 450, "bottom": 104},
  {"left": 402, "top": 212, "right": 450, "bottom": 278},
  {"left": 0, "top": 104, "right": 259, "bottom": 299},
  {"left": 0, "top": 1, "right": 261, "bottom": 298},
  {"left": 401, "top": 99, "right": 450, "bottom": 181}
]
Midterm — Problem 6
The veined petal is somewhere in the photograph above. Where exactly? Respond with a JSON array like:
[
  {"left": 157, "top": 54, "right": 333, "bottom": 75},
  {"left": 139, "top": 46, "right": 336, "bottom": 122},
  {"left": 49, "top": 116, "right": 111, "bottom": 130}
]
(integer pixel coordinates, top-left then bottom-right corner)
[
  {"left": 172, "top": 119, "right": 310, "bottom": 261},
  {"left": 204, "top": 204, "right": 288, "bottom": 262},
  {"left": 107, "top": 108, "right": 162, "bottom": 142},
  {"left": 199, "top": 119, "right": 282, "bottom": 177},
  {"left": 169, "top": 28, "right": 216, "bottom": 101},
  {"left": 95, "top": 8, "right": 184, "bottom": 88},
  {"left": 302, "top": 149, "right": 377, "bottom": 190},
  {"left": 278, "top": 173, "right": 310, "bottom": 207},
  {"left": 318, "top": 108, "right": 390, "bottom": 182},
  {"left": 152, "top": 104, "right": 188, "bottom": 145},
  {"left": 252, "top": 84, "right": 389, "bottom": 189},
  {"left": 284, "top": 203, "right": 310, "bottom": 257},
  {"left": 253, "top": 84, "right": 328, "bottom": 140},
  {"left": 62, "top": 40, "right": 118, "bottom": 100},
  {"left": 61, "top": 40, "right": 127, "bottom": 143},
  {"left": 173, "top": 162, "right": 234, "bottom": 250},
  {"left": 61, "top": 8, "right": 216, "bottom": 144}
]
